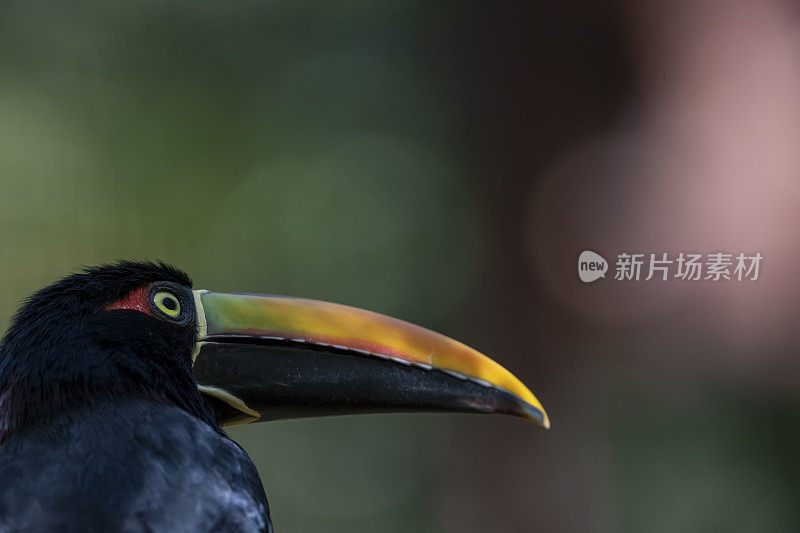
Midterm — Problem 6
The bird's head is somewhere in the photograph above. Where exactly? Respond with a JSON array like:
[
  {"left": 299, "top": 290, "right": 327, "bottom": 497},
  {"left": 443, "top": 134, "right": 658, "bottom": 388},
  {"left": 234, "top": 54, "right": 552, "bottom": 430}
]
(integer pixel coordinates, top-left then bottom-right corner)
[{"left": 0, "top": 261, "right": 548, "bottom": 440}]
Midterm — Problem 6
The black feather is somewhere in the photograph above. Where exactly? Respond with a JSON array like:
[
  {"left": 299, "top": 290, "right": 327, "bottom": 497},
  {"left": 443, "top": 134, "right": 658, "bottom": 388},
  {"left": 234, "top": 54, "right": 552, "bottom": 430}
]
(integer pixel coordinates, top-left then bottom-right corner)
[{"left": 0, "top": 261, "right": 272, "bottom": 532}]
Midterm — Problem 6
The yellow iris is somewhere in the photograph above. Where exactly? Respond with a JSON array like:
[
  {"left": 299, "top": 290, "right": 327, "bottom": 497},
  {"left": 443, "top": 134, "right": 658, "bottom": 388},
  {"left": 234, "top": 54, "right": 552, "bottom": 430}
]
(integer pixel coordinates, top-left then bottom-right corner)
[{"left": 153, "top": 291, "right": 181, "bottom": 317}]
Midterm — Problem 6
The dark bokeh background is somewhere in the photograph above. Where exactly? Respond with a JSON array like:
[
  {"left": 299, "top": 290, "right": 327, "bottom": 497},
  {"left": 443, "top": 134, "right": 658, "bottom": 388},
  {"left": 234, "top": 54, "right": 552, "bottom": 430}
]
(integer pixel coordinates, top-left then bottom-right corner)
[{"left": 3, "top": 1, "right": 800, "bottom": 531}]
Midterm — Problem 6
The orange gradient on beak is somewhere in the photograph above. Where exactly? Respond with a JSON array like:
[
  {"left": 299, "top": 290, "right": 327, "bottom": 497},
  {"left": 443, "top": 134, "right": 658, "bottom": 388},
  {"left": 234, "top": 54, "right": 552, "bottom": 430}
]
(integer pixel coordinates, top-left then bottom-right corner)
[{"left": 195, "top": 291, "right": 549, "bottom": 427}]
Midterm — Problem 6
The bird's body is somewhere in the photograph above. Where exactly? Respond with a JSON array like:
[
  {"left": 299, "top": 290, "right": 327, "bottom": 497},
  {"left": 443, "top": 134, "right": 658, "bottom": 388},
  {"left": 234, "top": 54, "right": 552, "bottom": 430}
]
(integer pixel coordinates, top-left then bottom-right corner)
[
  {"left": 0, "top": 400, "right": 269, "bottom": 532},
  {"left": 0, "top": 263, "right": 272, "bottom": 531}
]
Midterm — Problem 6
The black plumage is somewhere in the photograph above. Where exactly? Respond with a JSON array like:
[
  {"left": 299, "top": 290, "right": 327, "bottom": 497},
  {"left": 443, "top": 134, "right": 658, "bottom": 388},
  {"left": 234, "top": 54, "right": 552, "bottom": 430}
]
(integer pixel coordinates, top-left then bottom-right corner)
[{"left": 0, "top": 262, "right": 271, "bottom": 532}]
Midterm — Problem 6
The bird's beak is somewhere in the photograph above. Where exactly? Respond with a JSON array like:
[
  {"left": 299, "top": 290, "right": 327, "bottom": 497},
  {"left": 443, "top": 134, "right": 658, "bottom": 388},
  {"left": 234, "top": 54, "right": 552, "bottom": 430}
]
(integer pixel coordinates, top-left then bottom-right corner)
[{"left": 192, "top": 291, "right": 549, "bottom": 428}]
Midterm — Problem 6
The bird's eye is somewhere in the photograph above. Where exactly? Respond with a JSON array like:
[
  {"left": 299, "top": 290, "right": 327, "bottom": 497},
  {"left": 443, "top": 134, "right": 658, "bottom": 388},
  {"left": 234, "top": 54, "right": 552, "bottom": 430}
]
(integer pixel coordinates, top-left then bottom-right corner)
[{"left": 153, "top": 291, "right": 181, "bottom": 318}]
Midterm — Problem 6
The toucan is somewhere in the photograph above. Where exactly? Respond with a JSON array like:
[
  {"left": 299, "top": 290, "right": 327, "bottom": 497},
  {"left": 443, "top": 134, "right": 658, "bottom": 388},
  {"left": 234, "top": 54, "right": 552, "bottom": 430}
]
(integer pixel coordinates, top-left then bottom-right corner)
[{"left": 0, "top": 261, "right": 547, "bottom": 532}]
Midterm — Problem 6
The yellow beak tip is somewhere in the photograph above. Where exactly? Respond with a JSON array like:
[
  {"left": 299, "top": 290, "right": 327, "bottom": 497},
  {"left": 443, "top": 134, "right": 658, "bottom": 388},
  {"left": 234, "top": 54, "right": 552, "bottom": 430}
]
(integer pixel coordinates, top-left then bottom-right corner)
[{"left": 518, "top": 400, "right": 550, "bottom": 428}]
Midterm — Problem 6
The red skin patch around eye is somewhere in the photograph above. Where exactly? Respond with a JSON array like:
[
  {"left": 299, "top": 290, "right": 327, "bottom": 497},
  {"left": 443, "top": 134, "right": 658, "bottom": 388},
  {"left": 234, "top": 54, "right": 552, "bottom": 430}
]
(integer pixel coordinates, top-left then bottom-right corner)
[{"left": 105, "top": 285, "right": 152, "bottom": 315}]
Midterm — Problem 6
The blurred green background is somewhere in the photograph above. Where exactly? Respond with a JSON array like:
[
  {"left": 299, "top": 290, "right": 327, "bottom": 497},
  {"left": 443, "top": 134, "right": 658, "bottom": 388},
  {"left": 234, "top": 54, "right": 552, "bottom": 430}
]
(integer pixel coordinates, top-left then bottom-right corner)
[{"left": 3, "top": 1, "right": 800, "bottom": 531}]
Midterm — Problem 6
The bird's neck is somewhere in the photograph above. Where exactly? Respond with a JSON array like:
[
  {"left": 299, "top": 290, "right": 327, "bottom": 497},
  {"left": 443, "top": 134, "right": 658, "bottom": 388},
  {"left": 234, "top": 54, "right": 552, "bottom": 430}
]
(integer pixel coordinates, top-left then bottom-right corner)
[
  {"left": 0, "top": 380, "right": 182, "bottom": 442},
  {"left": 0, "top": 335, "right": 216, "bottom": 444}
]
